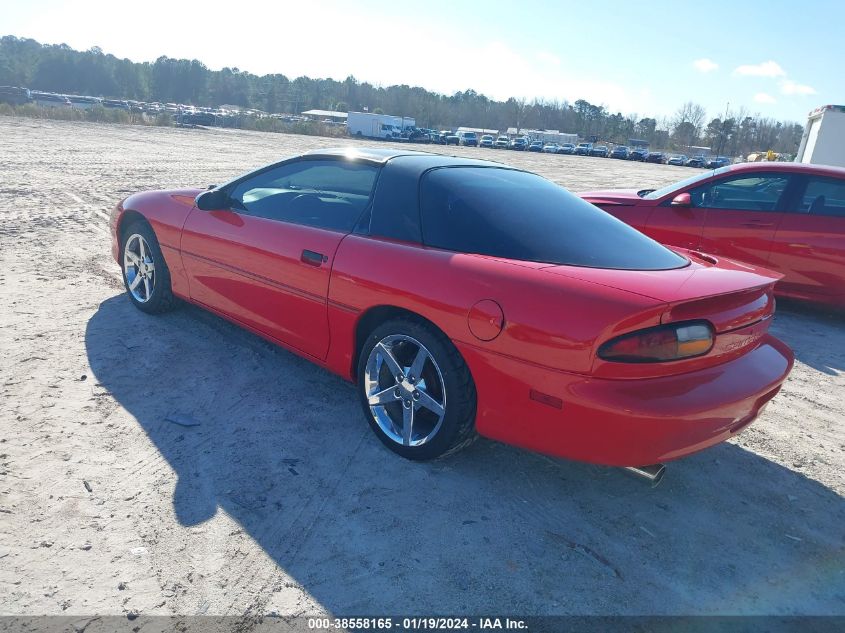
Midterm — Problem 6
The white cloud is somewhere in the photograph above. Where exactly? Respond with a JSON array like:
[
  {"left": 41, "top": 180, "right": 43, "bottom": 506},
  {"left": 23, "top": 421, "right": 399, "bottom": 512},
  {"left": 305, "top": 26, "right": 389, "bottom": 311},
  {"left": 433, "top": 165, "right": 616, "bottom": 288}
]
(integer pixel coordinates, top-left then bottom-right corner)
[
  {"left": 733, "top": 61, "right": 786, "bottom": 77},
  {"left": 692, "top": 58, "right": 718, "bottom": 73},
  {"left": 536, "top": 51, "right": 561, "bottom": 66},
  {"left": 780, "top": 79, "right": 816, "bottom": 95},
  {"left": 754, "top": 93, "right": 777, "bottom": 104}
]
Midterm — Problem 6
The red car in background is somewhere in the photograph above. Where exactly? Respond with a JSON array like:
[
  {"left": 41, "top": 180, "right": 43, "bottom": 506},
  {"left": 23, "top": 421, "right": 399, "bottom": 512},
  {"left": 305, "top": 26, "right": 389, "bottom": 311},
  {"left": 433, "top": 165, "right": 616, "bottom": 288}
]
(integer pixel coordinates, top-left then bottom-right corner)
[
  {"left": 110, "top": 149, "right": 793, "bottom": 478},
  {"left": 580, "top": 162, "right": 845, "bottom": 309}
]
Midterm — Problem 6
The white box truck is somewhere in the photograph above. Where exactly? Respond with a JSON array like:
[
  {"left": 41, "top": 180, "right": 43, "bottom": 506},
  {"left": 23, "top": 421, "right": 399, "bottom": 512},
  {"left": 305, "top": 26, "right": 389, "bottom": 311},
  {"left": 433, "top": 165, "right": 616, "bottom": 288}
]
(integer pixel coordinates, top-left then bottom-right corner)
[
  {"left": 796, "top": 105, "right": 845, "bottom": 168},
  {"left": 347, "top": 112, "right": 414, "bottom": 139}
]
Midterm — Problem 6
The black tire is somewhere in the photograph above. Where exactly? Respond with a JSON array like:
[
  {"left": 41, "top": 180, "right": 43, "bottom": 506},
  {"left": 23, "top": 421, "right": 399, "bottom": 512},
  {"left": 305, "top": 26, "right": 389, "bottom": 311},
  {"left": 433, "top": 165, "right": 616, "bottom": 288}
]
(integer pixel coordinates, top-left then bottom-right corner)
[
  {"left": 357, "top": 317, "right": 477, "bottom": 460},
  {"left": 120, "top": 220, "right": 178, "bottom": 314}
]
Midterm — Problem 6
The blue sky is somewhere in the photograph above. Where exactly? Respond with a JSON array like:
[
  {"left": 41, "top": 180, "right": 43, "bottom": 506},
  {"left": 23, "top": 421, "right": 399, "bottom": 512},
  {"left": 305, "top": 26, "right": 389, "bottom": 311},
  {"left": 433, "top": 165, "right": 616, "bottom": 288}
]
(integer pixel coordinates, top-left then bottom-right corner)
[{"left": 4, "top": 0, "right": 840, "bottom": 122}]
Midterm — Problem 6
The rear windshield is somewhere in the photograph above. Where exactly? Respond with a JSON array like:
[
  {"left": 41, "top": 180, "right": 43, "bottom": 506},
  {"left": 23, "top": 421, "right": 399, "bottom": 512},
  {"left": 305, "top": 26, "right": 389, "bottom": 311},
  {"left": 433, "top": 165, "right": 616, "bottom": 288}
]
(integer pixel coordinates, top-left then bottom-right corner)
[{"left": 419, "top": 167, "right": 688, "bottom": 270}]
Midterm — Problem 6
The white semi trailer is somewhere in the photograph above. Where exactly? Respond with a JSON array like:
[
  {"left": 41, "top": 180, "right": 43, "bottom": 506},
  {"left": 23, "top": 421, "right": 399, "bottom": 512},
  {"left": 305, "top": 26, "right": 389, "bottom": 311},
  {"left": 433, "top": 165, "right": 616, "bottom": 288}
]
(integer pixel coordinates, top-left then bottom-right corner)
[
  {"left": 347, "top": 111, "right": 415, "bottom": 139},
  {"left": 796, "top": 105, "right": 845, "bottom": 168}
]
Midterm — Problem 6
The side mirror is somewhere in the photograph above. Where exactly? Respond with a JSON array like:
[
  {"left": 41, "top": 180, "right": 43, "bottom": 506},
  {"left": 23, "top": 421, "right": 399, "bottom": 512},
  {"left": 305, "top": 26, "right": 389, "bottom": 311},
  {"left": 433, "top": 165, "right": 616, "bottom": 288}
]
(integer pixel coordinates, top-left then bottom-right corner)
[
  {"left": 670, "top": 192, "right": 692, "bottom": 207},
  {"left": 196, "top": 189, "right": 230, "bottom": 211}
]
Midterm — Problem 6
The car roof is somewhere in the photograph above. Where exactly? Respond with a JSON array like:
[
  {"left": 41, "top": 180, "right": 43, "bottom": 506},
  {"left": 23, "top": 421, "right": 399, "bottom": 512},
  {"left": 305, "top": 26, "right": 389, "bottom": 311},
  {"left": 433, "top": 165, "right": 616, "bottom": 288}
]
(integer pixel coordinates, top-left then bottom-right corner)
[
  {"left": 303, "top": 147, "right": 438, "bottom": 164},
  {"left": 302, "top": 147, "right": 508, "bottom": 171},
  {"left": 723, "top": 162, "right": 845, "bottom": 178}
]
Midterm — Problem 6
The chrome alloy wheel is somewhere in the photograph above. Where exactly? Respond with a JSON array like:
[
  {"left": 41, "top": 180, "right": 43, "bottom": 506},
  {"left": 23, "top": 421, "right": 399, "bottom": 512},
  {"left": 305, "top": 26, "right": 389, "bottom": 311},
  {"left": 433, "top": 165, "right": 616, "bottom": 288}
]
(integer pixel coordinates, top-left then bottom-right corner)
[
  {"left": 123, "top": 233, "right": 156, "bottom": 303},
  {"left": 364, "top": 334, "right": 446, "bottom": 447}
]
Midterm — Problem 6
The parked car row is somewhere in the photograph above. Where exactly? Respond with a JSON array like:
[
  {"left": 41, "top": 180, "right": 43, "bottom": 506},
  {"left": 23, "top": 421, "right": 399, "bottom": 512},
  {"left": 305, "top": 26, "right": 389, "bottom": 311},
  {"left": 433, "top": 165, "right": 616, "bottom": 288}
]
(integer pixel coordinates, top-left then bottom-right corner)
[
  {"left": 586, "top": 146, "right": 734, "bottom": 168},
  {"left": 2, "top": 84, "right": 738, "bottom": 170},
  {"left": 490, "top": 136, "right": 578, "bottom": 153},
  {"left": 660, "top": 154, "right": 712, "bottom": 168},
  {"left": 0, "top": 85, "right": 276, "bottom": 124},
  {"left": 0, "top": 85, "right": 32, "bottom": 105},
  {"left": 409, "top": 130, "right": 735, "bottom": 169}
]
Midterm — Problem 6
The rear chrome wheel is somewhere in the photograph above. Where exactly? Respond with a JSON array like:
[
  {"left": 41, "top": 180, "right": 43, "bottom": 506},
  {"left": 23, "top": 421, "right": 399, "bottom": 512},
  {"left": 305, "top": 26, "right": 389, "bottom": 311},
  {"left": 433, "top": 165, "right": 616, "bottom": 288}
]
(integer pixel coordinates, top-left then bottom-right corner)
[
  {"left": 364, "top": 334, "right": 446, "bottom": 448},
  {"left": 357, "top": 319, "right": 477, "bottom": 460},
  {"left": 123, "top": 233, "right": 155, "bottom": 303}
]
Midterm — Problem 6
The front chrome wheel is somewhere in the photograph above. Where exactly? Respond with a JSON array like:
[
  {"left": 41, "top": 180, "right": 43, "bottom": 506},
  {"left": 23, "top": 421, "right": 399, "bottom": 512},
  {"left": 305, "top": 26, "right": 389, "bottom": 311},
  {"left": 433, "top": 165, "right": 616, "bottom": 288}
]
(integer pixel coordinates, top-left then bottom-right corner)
[
  {"left": 123, "top": 233, "right": 156, "bottom": 303},
  {"left": 364, "top": 334, "right": 446, "bottom": 447}
]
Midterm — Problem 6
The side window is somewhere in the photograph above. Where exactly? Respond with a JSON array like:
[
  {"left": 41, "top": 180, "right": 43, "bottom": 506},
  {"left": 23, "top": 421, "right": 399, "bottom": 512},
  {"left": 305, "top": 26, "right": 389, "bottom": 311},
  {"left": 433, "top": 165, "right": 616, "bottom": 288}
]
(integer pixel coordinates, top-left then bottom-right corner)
[
  {"left": 797, "top": 177, "right": 845, "bottom": 217},
  {"left": 689, "top": 175, "right": 789, "bottom": 211},
  {"left": 228, "top": 160, "right": 379, "bottom": 232}
]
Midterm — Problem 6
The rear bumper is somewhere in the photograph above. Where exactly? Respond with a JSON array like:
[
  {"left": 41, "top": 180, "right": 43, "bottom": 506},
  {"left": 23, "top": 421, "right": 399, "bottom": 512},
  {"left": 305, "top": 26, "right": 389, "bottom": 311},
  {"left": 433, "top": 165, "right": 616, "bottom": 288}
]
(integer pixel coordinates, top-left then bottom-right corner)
[{"left": 457, "top": 334, "right": 793, "bottom": 466}]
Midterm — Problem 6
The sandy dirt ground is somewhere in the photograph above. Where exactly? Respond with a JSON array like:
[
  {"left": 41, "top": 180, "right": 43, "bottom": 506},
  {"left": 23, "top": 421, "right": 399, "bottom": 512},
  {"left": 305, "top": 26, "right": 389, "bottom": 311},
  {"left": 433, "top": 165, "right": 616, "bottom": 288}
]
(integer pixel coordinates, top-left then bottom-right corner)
[{"left": 0, "top": 117, "right": 843, "bottom": 620}]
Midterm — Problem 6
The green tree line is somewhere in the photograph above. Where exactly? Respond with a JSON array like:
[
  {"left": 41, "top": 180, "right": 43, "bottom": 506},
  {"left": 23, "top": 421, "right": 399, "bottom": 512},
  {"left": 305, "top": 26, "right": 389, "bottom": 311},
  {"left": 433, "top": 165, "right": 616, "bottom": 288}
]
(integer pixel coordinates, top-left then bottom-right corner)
[{"left": 0, "top": 35, "right": 804, "bottom": 155}]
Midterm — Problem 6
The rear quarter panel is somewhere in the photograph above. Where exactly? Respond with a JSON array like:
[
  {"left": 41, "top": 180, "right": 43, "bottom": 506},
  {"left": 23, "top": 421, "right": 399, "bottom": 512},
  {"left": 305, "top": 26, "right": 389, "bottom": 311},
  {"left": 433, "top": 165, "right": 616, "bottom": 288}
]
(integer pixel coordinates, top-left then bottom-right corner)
[
  {"left": 326, "top": 236, "right": 792, "bottom": 465},
  {"left": 325, "top": 235, "right": 667, "bottom": 381}
]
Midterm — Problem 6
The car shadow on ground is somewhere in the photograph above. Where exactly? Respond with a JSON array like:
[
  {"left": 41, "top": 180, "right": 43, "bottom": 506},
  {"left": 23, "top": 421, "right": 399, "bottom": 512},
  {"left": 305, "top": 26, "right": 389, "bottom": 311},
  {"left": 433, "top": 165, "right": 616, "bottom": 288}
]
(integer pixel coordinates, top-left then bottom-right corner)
[
  {"left": 773, "top": 300, "right": 845, "bottom": 376},
  {"left": 85, "top": 295, "right": 845, "bottom": 615}
]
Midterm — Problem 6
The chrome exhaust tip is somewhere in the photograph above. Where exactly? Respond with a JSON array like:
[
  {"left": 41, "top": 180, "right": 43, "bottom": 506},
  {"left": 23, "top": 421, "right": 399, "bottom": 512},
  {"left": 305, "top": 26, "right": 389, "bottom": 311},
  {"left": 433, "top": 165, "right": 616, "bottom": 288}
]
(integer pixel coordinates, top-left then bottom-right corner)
[{"left": 624, "top": 463, "right": 666, "bottom": 487}]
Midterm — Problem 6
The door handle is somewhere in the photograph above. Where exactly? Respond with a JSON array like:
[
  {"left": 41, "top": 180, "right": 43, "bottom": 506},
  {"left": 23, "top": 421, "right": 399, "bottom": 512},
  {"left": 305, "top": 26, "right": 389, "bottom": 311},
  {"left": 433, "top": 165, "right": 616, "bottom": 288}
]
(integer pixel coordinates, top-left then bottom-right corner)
[
  {"left": 301, "top": 250, "right": 328, "bottom": 266},
  {"left": 740, "top": 221, "right": 774, "bottom": 227}
]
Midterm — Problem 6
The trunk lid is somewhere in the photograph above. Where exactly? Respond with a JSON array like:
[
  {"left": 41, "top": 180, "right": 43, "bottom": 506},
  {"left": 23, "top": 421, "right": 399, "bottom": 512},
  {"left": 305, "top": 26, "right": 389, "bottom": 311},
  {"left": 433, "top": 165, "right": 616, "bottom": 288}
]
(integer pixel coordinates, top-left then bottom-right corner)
[
  {"left": 540, "top": 250, "right": 784, "bottom": 379},
  {"left": 578, "top": 189, "right": 643, "bottom": 205},
  {"left": 542, "top": 249, "right": 781, "bottom": 334}
]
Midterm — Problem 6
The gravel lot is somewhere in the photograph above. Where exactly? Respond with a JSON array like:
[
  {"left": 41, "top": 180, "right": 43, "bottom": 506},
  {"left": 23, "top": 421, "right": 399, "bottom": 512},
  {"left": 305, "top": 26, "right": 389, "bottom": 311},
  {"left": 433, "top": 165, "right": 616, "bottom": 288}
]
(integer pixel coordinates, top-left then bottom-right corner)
[{"left": 0, "top": 117, "right": 843, "bottom": 619}]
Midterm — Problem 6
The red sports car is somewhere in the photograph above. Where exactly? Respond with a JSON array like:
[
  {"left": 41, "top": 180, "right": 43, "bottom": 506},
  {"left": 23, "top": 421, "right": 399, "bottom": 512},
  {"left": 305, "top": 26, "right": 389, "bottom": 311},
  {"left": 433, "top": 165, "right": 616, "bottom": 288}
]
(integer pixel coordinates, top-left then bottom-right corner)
[
  {"left": 580, "top": 162, "right": 845, "bottom": 309},
  {"left": 110, "top": 148, "right": 793, "bottom": 477}
]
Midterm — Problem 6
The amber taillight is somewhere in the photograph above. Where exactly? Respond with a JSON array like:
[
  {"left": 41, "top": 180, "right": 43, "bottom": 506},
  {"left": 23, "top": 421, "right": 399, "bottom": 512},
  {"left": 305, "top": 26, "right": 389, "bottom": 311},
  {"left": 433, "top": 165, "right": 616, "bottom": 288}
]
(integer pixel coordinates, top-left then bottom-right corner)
[{"left": 598, "top": 321, "right": 715, "bottom": 363}]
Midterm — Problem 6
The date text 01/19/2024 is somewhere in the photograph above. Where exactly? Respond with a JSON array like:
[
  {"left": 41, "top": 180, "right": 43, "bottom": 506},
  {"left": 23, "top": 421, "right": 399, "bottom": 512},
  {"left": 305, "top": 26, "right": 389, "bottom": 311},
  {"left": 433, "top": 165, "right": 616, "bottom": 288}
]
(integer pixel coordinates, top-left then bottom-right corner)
[{"left": 307, "top": 618, "right": 528, "bottom": 630}]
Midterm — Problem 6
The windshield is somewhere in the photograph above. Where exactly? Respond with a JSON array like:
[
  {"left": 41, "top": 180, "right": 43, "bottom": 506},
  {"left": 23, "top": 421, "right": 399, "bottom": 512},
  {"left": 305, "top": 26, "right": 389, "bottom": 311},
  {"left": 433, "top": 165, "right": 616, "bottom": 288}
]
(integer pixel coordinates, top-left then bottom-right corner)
[
  {"left": 420, "top": 167, "right": 688, "bottom": 270},
  {"left": 641, "top": 166, "right": 731, "bottom": 199}
]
